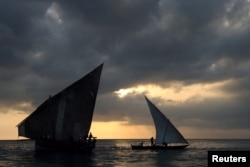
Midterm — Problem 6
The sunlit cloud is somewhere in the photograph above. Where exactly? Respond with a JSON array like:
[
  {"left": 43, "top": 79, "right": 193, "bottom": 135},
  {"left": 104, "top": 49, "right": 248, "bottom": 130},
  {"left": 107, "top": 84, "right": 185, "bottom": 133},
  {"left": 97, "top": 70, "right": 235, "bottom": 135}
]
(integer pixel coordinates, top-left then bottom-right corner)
[
  {"left": 114, "top": 80, "right": 233, "bottom": 104},
  {"left": 114, "top": 86, "right": 146, "bottom": 98},
  {"left": 0, "top": 101, "right": 34, "bottom": 114}
]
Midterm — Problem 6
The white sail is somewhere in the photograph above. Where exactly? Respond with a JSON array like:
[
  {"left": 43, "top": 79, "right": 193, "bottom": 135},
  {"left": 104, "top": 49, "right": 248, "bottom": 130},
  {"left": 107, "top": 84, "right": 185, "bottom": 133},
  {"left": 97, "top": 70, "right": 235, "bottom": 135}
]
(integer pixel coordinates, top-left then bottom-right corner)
[{"left": 145, "top": 96, "right": 188, "bottom": 145}]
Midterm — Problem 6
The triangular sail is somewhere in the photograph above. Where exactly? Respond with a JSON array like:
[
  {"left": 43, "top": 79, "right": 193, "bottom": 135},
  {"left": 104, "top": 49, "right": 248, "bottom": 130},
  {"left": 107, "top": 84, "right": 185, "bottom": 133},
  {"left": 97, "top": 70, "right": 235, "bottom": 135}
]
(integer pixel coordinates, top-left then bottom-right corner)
[
  {"left": 17, "top": 64, "right": 103, "bottom": 141},
  {"left": 145, "top": 96, "right": 188, "bottom": 145}
]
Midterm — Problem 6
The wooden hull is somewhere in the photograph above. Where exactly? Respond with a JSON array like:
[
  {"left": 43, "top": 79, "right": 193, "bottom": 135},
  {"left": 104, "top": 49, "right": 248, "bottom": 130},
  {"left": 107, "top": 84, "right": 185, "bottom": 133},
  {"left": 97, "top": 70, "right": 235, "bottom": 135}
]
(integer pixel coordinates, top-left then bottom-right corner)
[
  {"left": 35, "top": 139, "right": 95, "bottom": 152},
  {"left": 131, "top": 144, "right": 188, "bottom": 150}
]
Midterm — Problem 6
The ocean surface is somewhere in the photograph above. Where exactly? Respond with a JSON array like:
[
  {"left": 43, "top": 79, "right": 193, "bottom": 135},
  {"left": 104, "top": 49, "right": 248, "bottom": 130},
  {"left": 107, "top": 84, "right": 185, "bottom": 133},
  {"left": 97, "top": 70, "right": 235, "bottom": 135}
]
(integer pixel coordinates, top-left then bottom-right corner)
[{"left": 0, "top": 139, "right": 249, "bottom": 167}]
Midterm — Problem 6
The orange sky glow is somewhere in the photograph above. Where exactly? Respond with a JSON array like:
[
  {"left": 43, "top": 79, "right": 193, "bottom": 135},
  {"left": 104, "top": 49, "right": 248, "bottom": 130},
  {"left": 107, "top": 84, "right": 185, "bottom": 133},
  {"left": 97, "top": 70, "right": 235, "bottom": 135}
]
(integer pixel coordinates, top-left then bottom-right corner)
[{"left": 0, "top": 79, "right": 249, "bottom": 140}]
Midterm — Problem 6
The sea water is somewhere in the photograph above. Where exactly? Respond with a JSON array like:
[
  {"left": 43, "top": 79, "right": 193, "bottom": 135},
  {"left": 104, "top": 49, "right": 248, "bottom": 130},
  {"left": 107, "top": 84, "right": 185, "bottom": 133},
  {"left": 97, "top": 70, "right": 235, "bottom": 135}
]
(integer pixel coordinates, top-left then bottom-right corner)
[{"left": 0, "top": 139, "right": 249, "bottom": 167}]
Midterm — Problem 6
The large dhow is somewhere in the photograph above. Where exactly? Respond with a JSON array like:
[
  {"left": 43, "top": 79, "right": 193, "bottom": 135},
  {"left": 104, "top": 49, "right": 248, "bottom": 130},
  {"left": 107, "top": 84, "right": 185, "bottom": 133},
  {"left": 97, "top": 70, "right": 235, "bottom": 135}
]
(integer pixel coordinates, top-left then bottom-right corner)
[
  {"left": 131, "top": 96, "right": 189, "bottom": 150},
  {"left": 17, "top": 64, "right": 103, "bottom": 152}
]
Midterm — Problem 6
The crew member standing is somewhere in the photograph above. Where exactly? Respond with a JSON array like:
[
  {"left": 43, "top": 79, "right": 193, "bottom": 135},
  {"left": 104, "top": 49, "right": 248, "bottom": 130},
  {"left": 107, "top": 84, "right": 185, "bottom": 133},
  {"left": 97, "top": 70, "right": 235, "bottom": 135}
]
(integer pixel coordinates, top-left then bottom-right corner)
[{"left": 150, "top": 137, "right": 154, "bottom": 146}]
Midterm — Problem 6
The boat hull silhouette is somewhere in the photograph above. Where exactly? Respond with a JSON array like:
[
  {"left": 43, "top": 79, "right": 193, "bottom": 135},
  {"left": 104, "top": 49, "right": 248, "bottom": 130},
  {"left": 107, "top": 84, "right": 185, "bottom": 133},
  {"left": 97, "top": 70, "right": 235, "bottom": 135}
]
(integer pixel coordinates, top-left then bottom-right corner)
[
  {"left": 131, "top": 144, "right": 188, "bottom": 150},
  {"left": 35, "top": 139, "right": 96, "bottom": 152}
]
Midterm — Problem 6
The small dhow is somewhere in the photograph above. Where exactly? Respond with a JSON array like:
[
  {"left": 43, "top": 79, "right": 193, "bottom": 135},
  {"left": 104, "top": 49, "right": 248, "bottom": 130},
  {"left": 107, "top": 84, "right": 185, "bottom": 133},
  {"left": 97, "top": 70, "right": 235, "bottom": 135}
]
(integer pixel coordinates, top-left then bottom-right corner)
[
  {"left": 131, "top": 96, "right": 189, "bottom": 150},
  {"left": 17, "top": 64, "right": 103, "bottom": 151}
]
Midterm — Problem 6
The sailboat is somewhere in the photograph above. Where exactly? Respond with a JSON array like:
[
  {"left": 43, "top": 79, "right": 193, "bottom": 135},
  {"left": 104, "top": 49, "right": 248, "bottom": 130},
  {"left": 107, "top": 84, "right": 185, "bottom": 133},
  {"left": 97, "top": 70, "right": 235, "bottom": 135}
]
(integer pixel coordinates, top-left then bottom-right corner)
[
  {"left": 131, "top": 96, "right": 189, "bottom": 150},
  {"left": 17, "top": 64, "right": 103, "bottom": 152}
]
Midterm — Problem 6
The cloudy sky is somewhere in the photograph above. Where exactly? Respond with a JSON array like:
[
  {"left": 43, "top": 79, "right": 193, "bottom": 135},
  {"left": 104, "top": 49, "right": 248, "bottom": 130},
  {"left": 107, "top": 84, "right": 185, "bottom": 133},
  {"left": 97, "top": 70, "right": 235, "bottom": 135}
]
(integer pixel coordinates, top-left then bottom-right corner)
[{"left": 1, "top": 0, "right": 250, "bottom": 139}]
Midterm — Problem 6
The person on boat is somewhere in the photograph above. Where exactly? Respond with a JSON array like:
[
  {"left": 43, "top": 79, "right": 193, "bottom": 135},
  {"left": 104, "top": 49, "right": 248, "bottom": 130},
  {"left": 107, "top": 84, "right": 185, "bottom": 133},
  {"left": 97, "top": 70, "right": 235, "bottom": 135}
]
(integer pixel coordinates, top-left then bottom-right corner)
[
  {"left": 150, "top": 137, "right": 154, "bottom": 146},
  {"left": 139, "top": 141, "right": 144, "bottom": 146},
  {"left": 89, "top": 132, "right": 93, "bottom": 139},
  {"left": 88, "top": 132, "right": 93, "bottom": 143}
]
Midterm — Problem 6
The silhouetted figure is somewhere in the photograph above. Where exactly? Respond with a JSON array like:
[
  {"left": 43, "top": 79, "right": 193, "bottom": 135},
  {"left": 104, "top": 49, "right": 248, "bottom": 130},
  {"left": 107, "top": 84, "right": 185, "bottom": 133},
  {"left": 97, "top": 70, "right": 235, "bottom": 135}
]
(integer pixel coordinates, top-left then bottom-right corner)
[
  {"left": 150, "top": 137, "right": 154, "bottom": 146},
  {"left": 88, "top": 132, "right": 93, "bottom": 143}
]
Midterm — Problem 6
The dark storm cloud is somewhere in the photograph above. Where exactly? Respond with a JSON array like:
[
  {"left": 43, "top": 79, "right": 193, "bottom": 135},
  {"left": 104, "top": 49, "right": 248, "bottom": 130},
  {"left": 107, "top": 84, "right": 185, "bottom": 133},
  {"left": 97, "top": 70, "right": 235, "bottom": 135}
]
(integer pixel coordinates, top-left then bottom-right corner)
[
  {"left": 56, "top": 0, "right": 160, "bottom": 33},
  {"left": 106, "top": 0, "right": 250, "bottom": 86},
  {"left": 0, "top": 0, "right": 52, "bottom": 107},
  {"left": 0, "top": 0, "right": 51, "bottom": 53},
  {"left": 168, "top": 97, "right": 250, "bottom": 130},
  {"left": 1, "top": 0, "right": 250, "bottom": 133}
]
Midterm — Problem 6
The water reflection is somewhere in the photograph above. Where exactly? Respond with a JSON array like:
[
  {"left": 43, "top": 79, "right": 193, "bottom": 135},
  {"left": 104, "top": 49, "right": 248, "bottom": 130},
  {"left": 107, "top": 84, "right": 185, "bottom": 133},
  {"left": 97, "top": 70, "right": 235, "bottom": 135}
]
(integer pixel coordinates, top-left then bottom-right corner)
[
  {"left": 1, "top": 139, "right": 249, "bottom": 167},
  {"left": 34, "top": 151, "right": 96, "bottom": 166}
]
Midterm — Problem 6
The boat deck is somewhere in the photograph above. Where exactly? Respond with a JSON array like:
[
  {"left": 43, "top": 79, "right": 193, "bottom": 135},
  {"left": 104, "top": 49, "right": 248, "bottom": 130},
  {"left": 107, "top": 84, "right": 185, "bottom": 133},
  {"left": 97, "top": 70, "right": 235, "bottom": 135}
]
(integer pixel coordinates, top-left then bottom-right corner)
[{"left": 131, "top": 144, "right": 188, "bottom": 150}]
